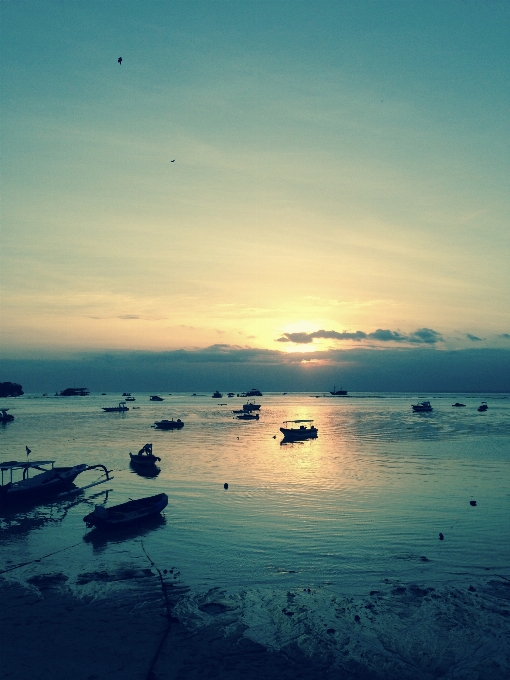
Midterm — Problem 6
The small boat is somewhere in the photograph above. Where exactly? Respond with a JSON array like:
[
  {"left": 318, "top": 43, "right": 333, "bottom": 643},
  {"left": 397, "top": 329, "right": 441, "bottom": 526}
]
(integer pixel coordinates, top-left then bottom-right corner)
[
  {"left": 152, "top": 418, "right": 184, "bottom": 430},
  {"left": 129, "top": 443, "right": 161, "bottom": 468},
  {"left": 83, "top": 493, "right": 168, "bottom": 529},
  {"left": 280, "top": 420, "right": 318, "bottom": 440},
  {"left": 150, "top": 395, "right": 164, "bottom": 401},
  {"left": 235, "top": 413, "right": 259, "bottom": 420},
  {"left": 0, "top": 409, "right": 14, "bottom": 422},
  {"left": 122, "top": 392, "right": 132, "bottom": 397},
  {"left": 412, "top": 401, "right": 433, "bottom": 412},
  {"left": 0, "top": 460, "right": 112, "bottom": 505},
  {"left": 212, "top": 391, "right": 222, "bottom": 398},
  {"left": 330, "top": 385, "right": 347, "bottom": 396},
  {"left": 478, "top": 402, "right": 488, "bottom": 412},
  {"left": 227, "top": 393, "right": 234, "bottom": 398},
  {"left": 102, "top": 401, "right": 129, "bottom": 412},
  {"left": 125, "top": 397, "right": 136, "bottom": 402},
  {"left": 242, "top": 401, "right": 260, "bottom": 411},
  {"left": 452, "top": 402, "right": 466, "bottom": 407}
]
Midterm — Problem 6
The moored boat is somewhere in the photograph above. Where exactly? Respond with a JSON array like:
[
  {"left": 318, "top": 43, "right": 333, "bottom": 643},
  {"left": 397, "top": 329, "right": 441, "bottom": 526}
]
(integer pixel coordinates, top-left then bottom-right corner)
[
  {"left": 280, "top": 420, "right": 318, "bottom": 439},
  {"left": 212, "top": 391, "right": 222, "bottom": 398},
  {"left": 452, "top": 402, "right": 466, "bottom": 407},
  {"left": 330, "top": 385, "right": 347, "bottom": 396},
  {"left": 235, "top": 413, "right": 259, "bottom": 420},
  {"left": 0, "top": 460, "right": 112, "bottom": 505},
  {"left": 412, "top": 401, "right": 433, "bottom": 412},
  {"left": 83, "top": 493, "right": 168, "bottom": 529},
  {"left": 129, "top": 443, "right": 161, "bottom": 468},
  {"left": 0, "top": 408, "right": 14, "bottom": 422},
  {"left": 478, "top": 402, "right": 488, "bottom": 412},
  {"left": 102, "top": 401, "right": 129, "bottom": 412},
  {"left": 150, "top": 395, "right": 164, "bottom": 401},
  {"left": 152, "top": 418, "right": 184, "bottom": 430}
]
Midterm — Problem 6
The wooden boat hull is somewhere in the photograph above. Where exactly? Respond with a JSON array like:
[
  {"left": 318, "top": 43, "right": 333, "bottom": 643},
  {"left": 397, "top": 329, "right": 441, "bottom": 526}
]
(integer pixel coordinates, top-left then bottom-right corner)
[
  {"left": 0, "top": 464, "right": 87, "bottom": 504},
  {"left": 280, "top": 427, "right": 318, "bottom": 440},
  {"left": 83, "top": 493, "right": 168, "bottom": 529}
]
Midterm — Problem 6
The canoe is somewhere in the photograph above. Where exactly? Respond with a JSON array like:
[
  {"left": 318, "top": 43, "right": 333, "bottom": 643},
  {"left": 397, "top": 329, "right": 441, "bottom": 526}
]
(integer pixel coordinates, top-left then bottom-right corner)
[{"left": 83, "top": 493, "right": 168, "bottom": 529}]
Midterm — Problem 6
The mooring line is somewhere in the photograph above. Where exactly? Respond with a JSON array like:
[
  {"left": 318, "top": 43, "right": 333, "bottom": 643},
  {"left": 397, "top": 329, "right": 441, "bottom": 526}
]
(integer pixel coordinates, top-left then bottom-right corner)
[
  {"left": 141, "top": 541, "right": 177, "bottom": 680},
  {"left": 0, "top": 541, "right": 82, "bottom": 575}
]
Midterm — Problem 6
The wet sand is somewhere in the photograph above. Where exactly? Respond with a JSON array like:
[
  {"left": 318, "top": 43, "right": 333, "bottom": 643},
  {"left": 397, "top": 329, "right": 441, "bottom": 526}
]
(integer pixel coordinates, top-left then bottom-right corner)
[{"left": 2, "top": 567, "right": 509, "bottom": 680}]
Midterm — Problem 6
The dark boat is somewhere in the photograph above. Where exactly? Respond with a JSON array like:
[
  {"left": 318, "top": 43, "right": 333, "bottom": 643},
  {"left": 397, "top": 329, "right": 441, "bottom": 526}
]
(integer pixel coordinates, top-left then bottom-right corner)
[
  {"left": 478, "top": 402, "right": 488, "bottom": 412},
  {"left": 125, "top": 397, "right": 136, "bottom": 401},
  {"left": 232, "top": 402, "right": 261, "bottom": 414},
  {"left": 150, "top": 395, "right": 164, "bottom": 401},
  {"left": 212, "top": 391, "right": 222, "bottom": 398},
  {"left": 235, "top": 413, "right": 259, "bottom": 420},
  {"left": 0, "top": 408, "right": 14, "bottom": 422},
  {"left": 452, "top": 402, "right": 466, "bottom": 407},
  {"left": 330, "top": 385, "right": 347, "bottom": 396},
  {"left": 129, "top": 443, "right": 161, "bottom": 468},
  {"left": 412, "top": 401, "right": 433, "bottom": 412},
  {"left": 152, "top": 418, "right": 184, "bottom": 430},
  {"left": 102, "top": 401, "right": 129, "bottom": 412},
  {"left": 83, "top": 493, "right": 168, "bottom": 529},
  {"left": 0, "top": 460, "right": 112, "bottom": 505},
  {"left": 280, "top": 420, "right": 318, "bottom": 440},
  {"left": 59, "top": 387, "right": 89, "bottom": 396}
]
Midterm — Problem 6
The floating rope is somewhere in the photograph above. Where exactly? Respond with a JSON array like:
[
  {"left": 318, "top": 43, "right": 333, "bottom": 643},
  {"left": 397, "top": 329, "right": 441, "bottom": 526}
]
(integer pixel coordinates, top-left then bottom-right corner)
[{"left": 0, "top": 541, "right": 82, "bottom": 575}]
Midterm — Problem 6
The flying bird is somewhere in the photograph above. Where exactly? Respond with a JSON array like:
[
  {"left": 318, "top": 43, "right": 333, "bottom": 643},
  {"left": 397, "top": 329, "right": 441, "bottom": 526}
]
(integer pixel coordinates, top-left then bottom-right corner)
[{"left": 118, "top": 57, "right": 122, "bottom": 65}]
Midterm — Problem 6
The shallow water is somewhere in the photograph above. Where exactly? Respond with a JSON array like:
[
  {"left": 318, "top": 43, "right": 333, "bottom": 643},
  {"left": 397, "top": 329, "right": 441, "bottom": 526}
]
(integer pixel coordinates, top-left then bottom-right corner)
[{"left": 1, "top": 392, "right": 509, "bottom": 677}]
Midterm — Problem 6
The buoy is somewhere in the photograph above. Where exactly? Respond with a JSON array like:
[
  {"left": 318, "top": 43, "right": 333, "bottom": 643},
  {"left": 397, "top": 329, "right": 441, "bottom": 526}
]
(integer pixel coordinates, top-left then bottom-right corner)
[
  {"left": 224, "top": 483, "right": 228, "bottom": 489},
  {"left": 439, "top": 533, "right": 444, "bottom": 541}
]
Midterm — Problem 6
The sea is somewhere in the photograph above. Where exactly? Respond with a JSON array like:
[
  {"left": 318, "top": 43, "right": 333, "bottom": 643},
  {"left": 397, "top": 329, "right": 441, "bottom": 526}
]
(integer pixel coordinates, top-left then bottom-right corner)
[{"left": 1, "top": 391, "right": 509, "bottom": 677}]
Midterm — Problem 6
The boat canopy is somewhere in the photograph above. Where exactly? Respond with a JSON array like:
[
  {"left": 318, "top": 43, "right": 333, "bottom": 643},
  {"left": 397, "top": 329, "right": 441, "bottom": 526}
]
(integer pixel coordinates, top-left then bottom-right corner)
[
  {"left": 282, "top": 419, "right": 314, "bottom": 424},
  {"left": 0, "top": 460, "right": 55, "bottom": 470}
]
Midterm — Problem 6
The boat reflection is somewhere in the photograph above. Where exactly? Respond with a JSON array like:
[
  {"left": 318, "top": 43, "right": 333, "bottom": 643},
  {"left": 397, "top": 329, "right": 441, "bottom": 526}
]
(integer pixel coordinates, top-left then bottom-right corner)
[{"left": 83, "top": 513, "right": 167, "bottom": 551}]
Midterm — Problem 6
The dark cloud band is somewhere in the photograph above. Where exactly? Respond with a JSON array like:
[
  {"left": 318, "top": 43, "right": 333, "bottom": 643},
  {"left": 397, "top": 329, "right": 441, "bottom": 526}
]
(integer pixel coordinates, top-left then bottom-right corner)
[{"left": 276, "top": 327, "right": 443, "bottom": 345}]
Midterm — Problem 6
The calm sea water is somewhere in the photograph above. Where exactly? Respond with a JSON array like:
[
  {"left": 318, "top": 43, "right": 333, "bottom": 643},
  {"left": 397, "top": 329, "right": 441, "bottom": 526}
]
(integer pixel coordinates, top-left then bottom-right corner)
[{"left": 1, "top": 391, "right": 509, "bottom": 600}]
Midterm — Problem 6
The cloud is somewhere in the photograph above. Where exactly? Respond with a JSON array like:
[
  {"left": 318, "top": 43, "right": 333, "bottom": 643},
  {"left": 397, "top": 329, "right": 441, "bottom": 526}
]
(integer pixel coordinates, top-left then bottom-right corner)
[
  {"left": 466, "top": 333, "right": 483, "bottom": 342},
  {"left": 276, "top": 327, "right": 443, "bottom": 345},
  {"left": 118, "top": 315, "right": 140, "bottom": 320}
]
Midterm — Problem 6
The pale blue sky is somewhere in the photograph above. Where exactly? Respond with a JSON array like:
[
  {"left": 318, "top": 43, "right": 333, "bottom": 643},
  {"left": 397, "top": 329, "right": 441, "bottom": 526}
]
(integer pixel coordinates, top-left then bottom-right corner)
[{"left": 1, "top": 1, "right": 509, "bottom": 364}]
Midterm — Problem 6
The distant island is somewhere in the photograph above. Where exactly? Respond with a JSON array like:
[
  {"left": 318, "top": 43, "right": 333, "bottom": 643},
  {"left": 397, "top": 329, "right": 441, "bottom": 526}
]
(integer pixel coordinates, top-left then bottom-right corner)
[{"left": 0, "top": 381, "right": 24, "bottom": 397}]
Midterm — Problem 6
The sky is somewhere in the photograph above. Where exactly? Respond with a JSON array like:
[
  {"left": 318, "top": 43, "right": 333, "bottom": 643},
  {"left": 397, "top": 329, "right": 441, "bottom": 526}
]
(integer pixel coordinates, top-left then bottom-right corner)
[{"left": 1, "top": 1, "right": 509, "bottom": 391}]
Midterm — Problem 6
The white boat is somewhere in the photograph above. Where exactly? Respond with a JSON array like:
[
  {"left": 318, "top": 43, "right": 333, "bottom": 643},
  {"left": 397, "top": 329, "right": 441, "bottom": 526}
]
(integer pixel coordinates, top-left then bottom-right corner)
[
  {"left": 0, "top": 460, "right": 112, "bottom": 505},
  {"left": 280, "top": 420, "right": 318, "bottom": 439},
  {"left": 412, "top": 401, "right": 433, "bottom": 412}
]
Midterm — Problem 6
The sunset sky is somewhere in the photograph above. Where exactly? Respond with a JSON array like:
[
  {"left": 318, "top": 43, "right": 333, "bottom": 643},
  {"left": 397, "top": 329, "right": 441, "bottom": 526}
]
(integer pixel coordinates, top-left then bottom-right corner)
[{"left": 1, "top": 2, "right": 509, "bottom": 390}]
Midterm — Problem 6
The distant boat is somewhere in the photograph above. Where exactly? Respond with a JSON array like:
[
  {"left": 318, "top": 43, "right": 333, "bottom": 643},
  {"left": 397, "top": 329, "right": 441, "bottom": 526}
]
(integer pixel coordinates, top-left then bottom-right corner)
[
  {"left": 150, "top": 395, "right": 164, "bottom": 401},
  {"left": 280, "top": 420, "right": 318, "bottom": 440},
  {"left": 122, "top": 392, "right": 132, "bottom": 397},
  {"left": 452, "top": 402, "right": 466, "bottom": 407},
  {"left": 227, "top": 393, "right": 234, "bottom": 398},
  {"left": 0, "top": 409, "right": 14, "bottom": 422},
  {"left": 102, "top": 402, "right": 129, "bottom": 412},
  {"left": 235, "top": 413, "right": 259, "bottom": 420},
  {"left": 59, "top": 387, "right": 89, "bottom": 396},
  {"left": 129, "top": 443, "right": 161, "bottom": 468},
  {"left": 246, "top": 388, "right": 262, "bottom": 396},
  {"left": 152, "top": 418, "right": 184, "bottom": 430},
  {"left": 83, "top": 493, "right": 168, "bottom": 529},
  {"left": 125, "top": 397, "right": 136, "bottom": 401},
  {"left": 478, "top": 402, "right": 488, "bottom": 412},
  {"left": 412, "top": 401, "right": 433, "bottom": 412},
  {"left": 330, "top": 385, "right": 347, "bottom": 396},
  {"left": 212, "top": 391, "right": 222, "bottom": 398}
]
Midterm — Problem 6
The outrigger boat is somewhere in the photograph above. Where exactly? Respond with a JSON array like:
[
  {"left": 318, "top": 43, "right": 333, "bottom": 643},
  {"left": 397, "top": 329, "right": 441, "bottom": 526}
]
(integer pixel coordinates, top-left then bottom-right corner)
[
  {"left": 129, "top": 443, "right": 161, "bottom": 468},
  {"left": 83, "top": 493, "right": 168, "bottom": 529},
  {"left": 280, "top": 420, "right": 318, "bottom": 440},
  {"left": 0, "top": 459, "right": 113, "bottom": 505},
  {"left": 0, "top": 408, "right": 14, "bottom": 422}
]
